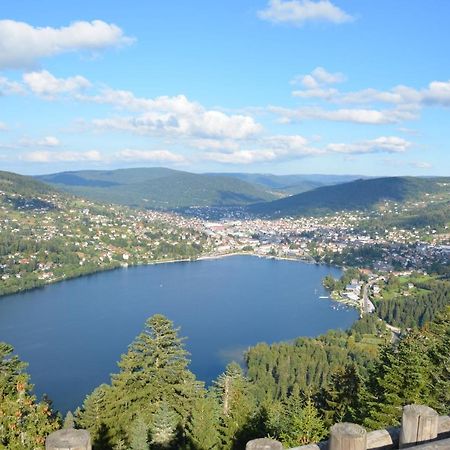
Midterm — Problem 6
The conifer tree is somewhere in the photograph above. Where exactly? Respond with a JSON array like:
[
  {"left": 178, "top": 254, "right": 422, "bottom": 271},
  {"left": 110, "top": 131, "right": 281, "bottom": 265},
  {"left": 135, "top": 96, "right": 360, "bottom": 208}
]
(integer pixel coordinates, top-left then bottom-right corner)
[
  {"left": 129, "top": 416, "right": 149, "bottom": 450},
  {"left": 186, "top": 395, "right": 221, "bottom": 450},
  {"left": 365, "top": 332, "right": 433, "bottom": 429},
  {"left": 76, "top": 384, "right": 112, "bottom": 444},
  {"left": 425, "top": 306, "right": 450, "bottom": 414},
  {"left": 150, "top": 400, "right": 178, "bottom": 448},
  {"left": 63, "top": 411, "right": 75, "bottom": 429},
  {"left": 268, "top": 390, "right": 325, "bottom": 448},
  {"left": 322, "top": 363, "right": 365, "bottom": 425},
  {"left": 0, "top": 342, "right": 59, "bottom": 449},
  {"left": 78, "top": 315, "right": 201, "bottom": 448},
  {"left": 214, "top": 362, "right": 256, "bottom": 449}
]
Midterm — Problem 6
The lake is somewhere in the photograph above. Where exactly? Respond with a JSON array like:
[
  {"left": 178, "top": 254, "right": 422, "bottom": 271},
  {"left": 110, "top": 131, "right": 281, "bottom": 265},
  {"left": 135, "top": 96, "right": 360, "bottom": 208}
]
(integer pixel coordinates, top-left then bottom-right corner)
[{"left": 0, "top": 255, "right": 357, "bottom": 413}]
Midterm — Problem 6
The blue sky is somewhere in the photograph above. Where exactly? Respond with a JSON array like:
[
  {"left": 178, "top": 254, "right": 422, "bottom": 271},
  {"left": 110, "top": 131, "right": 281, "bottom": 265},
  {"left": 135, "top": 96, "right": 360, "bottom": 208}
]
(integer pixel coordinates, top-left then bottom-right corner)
[{"left": 0, "top": 0, "right": 449, "bottom": 176}]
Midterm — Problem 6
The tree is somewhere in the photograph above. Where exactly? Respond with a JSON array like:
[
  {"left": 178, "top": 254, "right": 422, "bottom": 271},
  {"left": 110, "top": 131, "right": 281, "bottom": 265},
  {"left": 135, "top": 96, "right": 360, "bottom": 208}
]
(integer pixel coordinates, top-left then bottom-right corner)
[
  {"left": 150, "top": 400, "right": 178, "bottom": 448},
  {"left": 129, "top": 416, "right": 149, "bottom": 450},
  {"left": 322, "top": 364, "right": 365, "bottom": 425},
  {"left": 267, "top": 391, "right": 325, "bottom": 448},
  {"left": 365, "top": 332, "right": 433, "bottom": 429},
  {"left": 186, "top": 395, "right": 221, "bottom": 450},
  {"left": 63, "top": 411, "right": 75, "bottom": 429},
  {"left": 77, "top": 315, "right": 200, "bottom": 448},
  {"left": 425, "top": 307, "right": 450, "bottom": 414},
  {"left": 213, "top": 362, "right": 256, "bottom": 449},
  {"left": 0, "top": 342, "right": 59, "bottom": 449}
]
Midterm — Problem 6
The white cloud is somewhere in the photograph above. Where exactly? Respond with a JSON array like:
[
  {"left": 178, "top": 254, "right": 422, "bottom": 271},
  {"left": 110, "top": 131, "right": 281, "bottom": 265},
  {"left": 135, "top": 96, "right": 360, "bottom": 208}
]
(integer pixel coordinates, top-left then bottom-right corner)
[
  {"left": 0, "top": 122, "right": 7, "bottom": 131},
  {"left": 258, "top": 0, "right": 353, "bottom": 26},
  {"left": 18, "top": 135, "right": 61, "bottom": 147},
  {"left": 92, "top": 103, "right": 262, "bottom": 139},
  {"left": 422, "top": 80, "right": 450, "bottom": 107},
  {"left": 202, "top": 134, "right": 323, "bottom": 164},
  {"left": 38, "top": 136, "right": 60, "bottom": 147},
  {"left": 0, "top": 20, "right": 133, "bottom": 69},
  {"left": 269, "top": 105, "right": 417, "bottom": 124},
  {"left": 0, "top": 76, "right": 25, "bottom": 95},
  {"left": 292, "top": 67, "right": 346, "bottom": 88},
  {"left": 204, "top": 150, "right": 279, "bottom": 164},
  {"left": 291, "top": 69, "right": 450, "bottom": 109},
  {"left": 410, "top": 161, "right": 432, "bottom": 169},
  {"left": 22, "top": 150, "right": 101, "bottom": 162},
  {"left": 23, "top": 70, "right": 91, "bottom": 97},
  {"left": 326, "top": 136, "right": 412, "bottom": 154},
  {"left": 115, "top": 149, "right": 185, "bottom": 163}
]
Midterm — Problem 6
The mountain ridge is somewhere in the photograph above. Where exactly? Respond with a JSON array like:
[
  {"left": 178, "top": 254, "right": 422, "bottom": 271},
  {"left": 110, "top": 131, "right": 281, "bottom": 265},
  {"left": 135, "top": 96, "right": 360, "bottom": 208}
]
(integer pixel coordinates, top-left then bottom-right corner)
[{"left": 248, "top": 176, "right": 450, "bottom": 217}]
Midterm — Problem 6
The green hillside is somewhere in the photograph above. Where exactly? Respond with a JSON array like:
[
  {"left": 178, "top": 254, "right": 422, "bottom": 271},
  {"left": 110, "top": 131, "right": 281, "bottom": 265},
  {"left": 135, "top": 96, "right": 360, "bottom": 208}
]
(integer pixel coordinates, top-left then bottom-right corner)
[
  {"left": 0, "top": 170, "right": 56, "bottom": 197},
  {"left": 249, "top": 176, "right": 450, "bottom": 217},
  {"left": 36, "top": 168, "right": 278, "bottom": 209},
  {"left": 210, "top": 172, "right": 366, "bottom": 195}
]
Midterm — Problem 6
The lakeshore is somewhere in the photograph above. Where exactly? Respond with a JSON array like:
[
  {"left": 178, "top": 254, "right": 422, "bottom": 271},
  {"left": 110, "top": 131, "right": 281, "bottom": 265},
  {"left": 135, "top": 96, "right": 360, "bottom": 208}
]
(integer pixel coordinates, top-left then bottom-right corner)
[{"left": 0, "top": 255, "right": 356, "bottom": 413}]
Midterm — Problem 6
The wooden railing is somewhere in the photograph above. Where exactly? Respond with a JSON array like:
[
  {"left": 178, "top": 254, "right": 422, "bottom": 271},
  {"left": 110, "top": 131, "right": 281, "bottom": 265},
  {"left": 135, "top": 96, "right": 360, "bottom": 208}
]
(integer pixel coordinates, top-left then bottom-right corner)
[
  {"left": 44, "top": 404, "right": 450, "bottom": 450},
  {"left": 246, "top": 405, "right": 450, "bottom": 450}
]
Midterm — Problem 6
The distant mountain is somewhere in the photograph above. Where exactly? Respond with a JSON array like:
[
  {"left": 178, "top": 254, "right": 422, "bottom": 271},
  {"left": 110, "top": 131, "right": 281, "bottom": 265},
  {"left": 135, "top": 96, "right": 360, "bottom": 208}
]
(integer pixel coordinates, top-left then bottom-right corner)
[
  {"left": 36, "top": 168, "right": 278, "bottom": 209},
  {"left": 209, "top": 173, "right": 368, "bottom": 195},
  {"left": 248, "top": 176, "right": 450, "bottom": 217}
]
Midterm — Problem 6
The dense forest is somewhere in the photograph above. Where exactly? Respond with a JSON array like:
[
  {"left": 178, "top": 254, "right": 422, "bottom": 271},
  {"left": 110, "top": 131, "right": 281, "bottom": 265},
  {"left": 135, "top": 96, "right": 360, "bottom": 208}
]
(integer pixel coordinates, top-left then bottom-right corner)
[
  {"left": 1, "top": 306, "right": 449, "bottom": 449},
  {"left": 375, "top": 278, "right": 450, "bottom": 328}
]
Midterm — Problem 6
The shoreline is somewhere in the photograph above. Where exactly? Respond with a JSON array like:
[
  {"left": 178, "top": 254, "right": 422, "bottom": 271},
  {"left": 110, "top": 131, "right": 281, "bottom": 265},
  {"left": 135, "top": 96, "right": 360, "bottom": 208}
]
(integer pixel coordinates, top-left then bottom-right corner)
[{"left": 0, "top": 251, "right": 334, "bottom": 299}]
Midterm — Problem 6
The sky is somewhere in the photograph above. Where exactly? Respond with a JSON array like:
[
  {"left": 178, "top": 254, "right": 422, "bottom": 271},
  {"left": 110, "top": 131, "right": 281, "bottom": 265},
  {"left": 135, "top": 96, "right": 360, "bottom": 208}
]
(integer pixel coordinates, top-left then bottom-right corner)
[{"left": 0, "top": 0, "right": 449, "bottom": 176}]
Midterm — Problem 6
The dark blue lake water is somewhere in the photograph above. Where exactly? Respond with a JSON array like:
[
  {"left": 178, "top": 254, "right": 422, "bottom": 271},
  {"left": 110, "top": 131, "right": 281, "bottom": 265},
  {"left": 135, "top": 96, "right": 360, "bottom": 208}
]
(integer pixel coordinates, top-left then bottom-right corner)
[{"left": 0, "top": 256, "right": 357, "bottom": 413}]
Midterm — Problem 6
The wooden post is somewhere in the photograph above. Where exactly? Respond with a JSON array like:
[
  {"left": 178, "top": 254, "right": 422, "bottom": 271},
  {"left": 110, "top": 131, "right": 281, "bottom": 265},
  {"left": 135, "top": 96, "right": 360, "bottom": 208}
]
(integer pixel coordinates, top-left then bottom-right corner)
[
  {"left": 399, "top": 404, "right": 439, "bottom": 448},
  {"left": 246, "top": 437, "right": 283, "bottom": 449},
  {"left": 46, "top": 429, "right": 91, "bottom": 450},
  {"left": 329, "top": 422, "right": 367, "bottom": 450}
]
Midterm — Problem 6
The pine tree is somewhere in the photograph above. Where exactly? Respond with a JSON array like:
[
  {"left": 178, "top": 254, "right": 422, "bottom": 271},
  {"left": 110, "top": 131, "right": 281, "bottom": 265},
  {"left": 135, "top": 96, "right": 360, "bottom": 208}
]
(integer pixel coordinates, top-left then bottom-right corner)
[
  {"left": 365, "top": 331, "right": 433, "bottom": 429},
  {"left": 213, "top": 362, "right": 256, "bottom": 449},
  {"left": 425, "top": 306, "right": 450, "bottom": 414},
  {"left": 129, "top": 416, "right": 149, "bottom": 450},
  {"left": 0, "top": 342, "right": 59, "bottom": 449},
  {"left": 76, "top": 384, "right": 113, "bottom": 445},
  {"left": 63, "top": 411, "right": 75, "bottom": 429},
  {"left": 186, "top": 395, "right": 221, "bottom": 450},
  {"left": 78, "top": 315, "right": 201, "bottom": 448},
  {"left": 322, "top": 363, "right": 364, "bottom": 425},
  {"left": 269, "top": 391, "right": 325, "bottom": 448},
  {"left": 150, "top": 400, "right": 178, "bottom": 448}
]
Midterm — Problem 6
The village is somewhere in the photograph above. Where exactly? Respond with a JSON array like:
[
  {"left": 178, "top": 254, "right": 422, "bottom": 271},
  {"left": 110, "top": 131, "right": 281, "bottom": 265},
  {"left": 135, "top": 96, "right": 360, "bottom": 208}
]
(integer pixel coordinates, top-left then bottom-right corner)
[{"left": 1, "top": 187, "right": 449, "bottom": 300}]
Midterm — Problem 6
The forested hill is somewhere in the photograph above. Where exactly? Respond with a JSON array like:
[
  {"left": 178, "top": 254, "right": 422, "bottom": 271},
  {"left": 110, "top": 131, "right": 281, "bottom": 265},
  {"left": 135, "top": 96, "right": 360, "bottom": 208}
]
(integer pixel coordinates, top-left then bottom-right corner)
[
  {"left": 36, "top": 167, "right": 278, "bottom": 209},
  {"left": 207, "top": 173, "right": 366, "bottom": 195},
  {"left": 248, "top": 176, "right": 450, "bottom": 218},
  {"left": 0, "top": 170, "right": 56, "bottom": 197}
]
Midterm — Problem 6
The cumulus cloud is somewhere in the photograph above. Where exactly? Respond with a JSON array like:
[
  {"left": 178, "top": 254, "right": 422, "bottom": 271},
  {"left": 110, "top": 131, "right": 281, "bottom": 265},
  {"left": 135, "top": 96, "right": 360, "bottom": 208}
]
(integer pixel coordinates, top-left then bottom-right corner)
[
  {"left": 0, "top": 20, "right": 133, "bottom": 69},
  {"left": 92, "top": 112, "right": 261, "bottom": 140},
  {"left": 292, "top": 67, "right": 346, "bottom": 88},
  {"left": 22, "top": 150, "right": 101, "bottom": 162},
  {"left": 326, "top": 136, "right": 412, "bottom": 154},
  {"left": 19, "top": 136, "right": 61, "bottom": 147},
  {"left": 258, "top": 0, "right": 353, "bottom": 26},
  {"left": 291, "top": 68, "right": 450, "bottom": 110},
  {"left": 115, "top": 149, "right": 185, "bottom": 163},
  {"left": 23, "top": 70, "right": 91, "bottom": 97},
  {"left": 269, "top": 105, "right": 417, "bottom": 124},
  {"left": 202, "top": 134, "right": 410, "bottom": 164},
  {"left": 202, "top": 133, "right": 324, "bottom": 164}
]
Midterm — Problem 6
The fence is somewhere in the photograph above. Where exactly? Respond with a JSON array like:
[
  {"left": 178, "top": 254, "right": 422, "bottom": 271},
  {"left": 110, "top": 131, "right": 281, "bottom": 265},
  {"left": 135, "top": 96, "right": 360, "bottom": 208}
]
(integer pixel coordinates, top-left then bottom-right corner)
[{"left": 246, "top": 405, "right": 450, "bottom": 450}]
